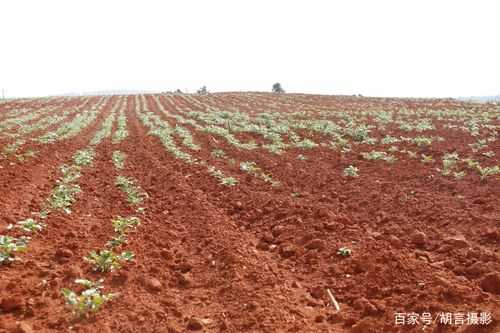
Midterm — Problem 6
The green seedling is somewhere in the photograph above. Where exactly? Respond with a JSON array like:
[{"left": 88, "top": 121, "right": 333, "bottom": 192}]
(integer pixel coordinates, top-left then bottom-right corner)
[
  {"left": 482, "top": 151, "right": 495, "bottom": 158},
  {"left": 412, "top": 136, "right": 433, "bottom": 147},
  {"left": 16, "top": 149, "right": 37, "bottom": 161},
  {"left": 420, "top": 154, "right": 434, "bottom": 164},
  {"left": 112, "top": 216, "right": 140, "bottom": 235},
  {"left": 84, "top": 249, "right": 134, "bottom": 272},
  {"left": 361, "top": 151, "right": 396, "bottom": 163},
  {"left": 49, "top": 183, "right": 81, "bottom": 213},
  {"left": 477, "top": 165, "right": 500, "bottom": 181},
  {"left": 17, "top": 218, "right": 45, "bottom": 233},
  {"left": 60, "top": 165, "right": 82, "bottom": 183},
  {"left": 337, "top": 247, "right": 352, "bottom": 257},
  {"left": 0, "top": 235, "right": 29, "bottom": 264},
  {"left": 220, "top": 176, "right": 239, "bottom": 186},
  {"left": 61, "top": 279, "right": 116, "bottom": 317},
  {"left": 343, "top": 165, "right": 359, "bottom": 178},
  {"left": 211, "top": 149, "right": 226, "bottom": 159},
  {"left": 106, "top": 235, "right": 127, "bottom": 248},
  {"left": 112, "top": 151, "right": 126, "bottom": 169},
  {"left": 240, "top": 161, "right": 279, "bottom": 186},
  {"left": 208, "top": 166, "right": 238, "bottom": 186},
  {"left": 73, "top": 149, "right": 94, "bottom": 166},
  {"left": 115, "top": 176, "right": 147, "bottom": 204}
]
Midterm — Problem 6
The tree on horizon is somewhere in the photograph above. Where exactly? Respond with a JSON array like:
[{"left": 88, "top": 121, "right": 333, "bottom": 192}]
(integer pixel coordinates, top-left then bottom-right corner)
[{"left": 272, "top": 82, "right": 285, "bottom": 93}]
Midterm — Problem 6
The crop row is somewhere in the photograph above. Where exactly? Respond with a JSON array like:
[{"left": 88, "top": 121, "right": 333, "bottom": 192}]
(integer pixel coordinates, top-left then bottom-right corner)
[
  {"left": 1, "top": 100, "right": 96, "bottom": 159},
  {"left": 160, "top": 94, "right": 499, "bottom": 182},
  {"left": 152, "top": 96, "right": 282, "bottom": 186},
  {"left": 37, "top": 97, "right": 108, "bottom": 144},
  {"left": 112, "top": 99, "right": 129, "bottom": 144},
  {"left": 1, "top": 100, "right": 129, "bottom": 264},
  {"left": 138, "top": 95, "right": 243, "bottom": 186},
  {"left": 61, "top": 144, "right": 146, "bottom": 317},
  {"left": 0, "top": 147, "right": 95, "bottom": 265}
]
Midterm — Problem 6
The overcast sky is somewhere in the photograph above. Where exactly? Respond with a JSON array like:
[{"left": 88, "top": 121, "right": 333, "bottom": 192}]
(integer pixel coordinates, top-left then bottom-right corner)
[{"left": 1, "top": 0, "right": 499, "bottom": 98}]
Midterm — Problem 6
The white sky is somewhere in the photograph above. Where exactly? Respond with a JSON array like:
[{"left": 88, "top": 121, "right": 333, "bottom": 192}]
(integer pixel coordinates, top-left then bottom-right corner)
[{"left": 1, "top": 0, "right": 499, "bottom": 98}]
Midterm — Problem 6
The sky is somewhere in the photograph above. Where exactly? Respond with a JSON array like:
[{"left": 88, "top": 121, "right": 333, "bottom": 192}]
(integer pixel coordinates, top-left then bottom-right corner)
[{"left": 1, "top": 0, "right": 499, "bottom": 98}]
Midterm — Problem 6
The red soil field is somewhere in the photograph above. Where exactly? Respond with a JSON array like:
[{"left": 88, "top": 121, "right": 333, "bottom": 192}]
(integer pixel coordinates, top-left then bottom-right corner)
[{"left": 0, "top": 93, "right": 499, "bottom": 333}]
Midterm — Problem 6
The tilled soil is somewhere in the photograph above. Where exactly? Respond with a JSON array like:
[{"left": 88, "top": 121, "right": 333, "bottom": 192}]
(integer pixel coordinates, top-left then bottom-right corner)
[{"left": 0, "top": 93, "right": 499, "bottom": 333}]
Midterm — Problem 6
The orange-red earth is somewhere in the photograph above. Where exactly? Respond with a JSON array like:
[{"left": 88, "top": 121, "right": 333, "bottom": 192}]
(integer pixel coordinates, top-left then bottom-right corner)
[{"left": 0, "top": 93, "right": 499, "bottom": 332}]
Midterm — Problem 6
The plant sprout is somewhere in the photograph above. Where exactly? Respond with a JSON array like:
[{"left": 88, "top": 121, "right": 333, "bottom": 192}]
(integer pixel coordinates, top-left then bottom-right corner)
[
  {"left": 84, "top": 249, "right": 134, "bottom": 272},
  {"left": 73, "top": 149, "right": 95, "bottom": 166},
  {"left": 0, "top": 235, "right": 29, "bottom": 264},
  {"left": 211, "top": 149, "right": 226, "bottom": 159},
  {"left": 343, "top": 165, "right": 359, "bottom": 178},
  {"left": 17, "top": 218, "right": 45, "bottom": 233},
  {"left": 337, "top": 247, "right": 352, "bottom": 257},
  {"left": 115, "top": 176, "right": 147, "bottom": 204},
  {"left": 112, "top": 151, "right": 126, "bottom": 169},
  {"left": 112, "top": 216, "right": 140, "bottom": 235},
  {"left": 61, "top": 279, "right": 116, "bottom": 317}
]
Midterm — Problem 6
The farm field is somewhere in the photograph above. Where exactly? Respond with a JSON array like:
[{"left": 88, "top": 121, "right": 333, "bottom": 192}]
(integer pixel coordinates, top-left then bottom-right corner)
[{"left": 0, "top": 93, "right": 499, "bottom": 332}]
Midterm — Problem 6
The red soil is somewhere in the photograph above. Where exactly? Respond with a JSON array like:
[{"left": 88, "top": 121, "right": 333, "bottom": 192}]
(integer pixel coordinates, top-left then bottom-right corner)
[{"left": 0, "top": 93, "right": 499, "bottom": 333}]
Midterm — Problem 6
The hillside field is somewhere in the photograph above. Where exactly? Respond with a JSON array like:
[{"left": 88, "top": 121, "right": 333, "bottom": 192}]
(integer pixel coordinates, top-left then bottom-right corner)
[{"left": 0, "top": 93, "right": 499, "bottom": 332}]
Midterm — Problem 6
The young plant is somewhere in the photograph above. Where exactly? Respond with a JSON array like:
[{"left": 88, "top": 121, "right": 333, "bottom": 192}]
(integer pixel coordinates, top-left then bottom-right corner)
[
  {"left": 477, "top": 165, "right": 500, "bottom": 181},
  {"left": 412, "top": 136, "right": 433, "bottom": 147},
  {"left": 439, "top": 152, "right": 459, "bottom": 175},
  {"left": 112, "top": 151, "right": 126, "bottom": 169},
  {"left": 337, "top": 247, "right": 352, "bottom": 257},
  {"left": 61, "top": 279, "right": 116, "bottom": 317},
  {"left": 345, "top": 123, "right": 371, "bottom": 142},
  {"left": 361, "top": 151, "right": 396, "bottom": 163},
  {"left": 112, "top": 216, "right": 140, "bottom": 235},
  {"left": 482, "top": 151, "right": 495, "bottom": 158},
  {"left": 49, "top": 183, "right": 81, "bottom": 213},
  {"left": 220, "top": 176, "right": 239, "bottom": 186},
  {"left": 16, "top": 149, "right": 37, "bottom": 161},
  {"left": 343, "top": 165, "right": 359, "bottom": 178},
  {"left": 208, "top": 166, "right": 238, "bottom": 186},
  {"left": 84, "top": 249, "right": 134, "bottom": 272},
  {"left": 420, "top": 154, "right": 434, "bottom": 164},
  {"left": 115, "top": 176, "right": 147, "bottom": 205},
  {"left": 469, "top": 139, "right": 487, "bottom": 152},
  {"left": 106, "top": 234, "right": 127, "bottom": 248},
  {"left": 73, "top": 149, "right": 95, "bottom": 166},
  {"left": 240, "top": 161, "right": 280, "bottom": 186},
  {"left": 211, "top": 149, "right": 226, "bottom": 159},
  {"left": 60, "top": 165, "right": 82, "bottom": 183},
  {"left": 464, "top": 159, "right": 500, "bottom": 181},
  {"left": 381, "top": 135, "right": 400, "bottom": 145},
  {"left": 17, "top": 218, "right": 45, "bottom": 233},
  {"left": 0, "top": 235, "right": 29, "bottom": 264}
]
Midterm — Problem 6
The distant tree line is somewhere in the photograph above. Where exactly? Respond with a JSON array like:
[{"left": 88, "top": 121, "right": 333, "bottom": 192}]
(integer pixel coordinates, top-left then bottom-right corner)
[
  {"left": 197, "top": 86, "right": 208, "bottom": 95},
  {"left": 162, "top": 83, "right": 286, "bottom": 95}
]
